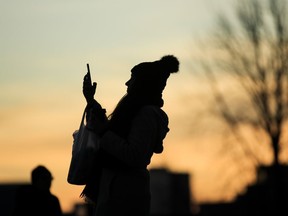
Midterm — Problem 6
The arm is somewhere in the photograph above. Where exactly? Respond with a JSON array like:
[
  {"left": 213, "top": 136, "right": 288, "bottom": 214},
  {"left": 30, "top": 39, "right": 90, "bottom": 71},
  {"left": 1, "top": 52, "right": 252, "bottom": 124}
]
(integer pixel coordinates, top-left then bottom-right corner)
[
  {"left": 99, "top": 106, "right": 163, "bottom": 167},
  {"left": 85, "top": 100, "right": 108, "bottom": 134},
  {"left": 82, "top": 69, "right": 108, "bottom": 133}
]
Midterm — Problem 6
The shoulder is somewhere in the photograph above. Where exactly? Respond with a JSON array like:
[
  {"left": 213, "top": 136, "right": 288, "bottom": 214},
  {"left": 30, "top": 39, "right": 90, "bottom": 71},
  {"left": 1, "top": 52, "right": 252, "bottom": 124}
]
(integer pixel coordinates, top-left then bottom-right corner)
[
  {"left": 138, "top": 105, "right": 166, "bottom": 115},
  {"left": 138, "top": 105, "right": 169, "bottom": 125}
]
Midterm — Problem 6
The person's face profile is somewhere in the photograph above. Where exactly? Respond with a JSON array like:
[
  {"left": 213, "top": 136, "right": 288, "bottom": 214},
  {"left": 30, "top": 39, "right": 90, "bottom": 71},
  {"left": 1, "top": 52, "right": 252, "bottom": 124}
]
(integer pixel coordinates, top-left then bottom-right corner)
[{"left": 125, "top": 76, "right": 137, "bottom": 94}]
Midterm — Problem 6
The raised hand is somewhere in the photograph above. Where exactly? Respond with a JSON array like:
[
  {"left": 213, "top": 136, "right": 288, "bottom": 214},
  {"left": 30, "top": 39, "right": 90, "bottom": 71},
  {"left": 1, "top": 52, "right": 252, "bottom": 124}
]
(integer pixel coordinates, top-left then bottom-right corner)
[{"left": 83, "top": 72, "right": 97, "bottom": 105}]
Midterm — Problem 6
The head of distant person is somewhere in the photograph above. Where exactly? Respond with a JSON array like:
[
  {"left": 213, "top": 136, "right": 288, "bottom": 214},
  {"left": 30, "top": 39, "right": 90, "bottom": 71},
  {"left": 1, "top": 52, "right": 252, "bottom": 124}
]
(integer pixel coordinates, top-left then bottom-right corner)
[{"left": 31, "top": 165, "right": 53, "bottom": 192}]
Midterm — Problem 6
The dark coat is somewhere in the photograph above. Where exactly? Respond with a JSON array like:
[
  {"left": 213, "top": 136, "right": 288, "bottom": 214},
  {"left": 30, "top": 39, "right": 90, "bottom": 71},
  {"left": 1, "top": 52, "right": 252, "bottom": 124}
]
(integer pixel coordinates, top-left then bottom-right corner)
[{"left": 94, "top": 105, "right": 169, "bottom": 216}]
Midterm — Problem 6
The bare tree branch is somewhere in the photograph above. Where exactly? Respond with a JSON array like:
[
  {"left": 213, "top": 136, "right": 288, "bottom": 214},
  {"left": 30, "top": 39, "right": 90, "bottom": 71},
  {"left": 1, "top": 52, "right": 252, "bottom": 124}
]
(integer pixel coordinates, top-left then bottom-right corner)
[{"left": 199, "top": 0, "right": 288, "bottom": 167}]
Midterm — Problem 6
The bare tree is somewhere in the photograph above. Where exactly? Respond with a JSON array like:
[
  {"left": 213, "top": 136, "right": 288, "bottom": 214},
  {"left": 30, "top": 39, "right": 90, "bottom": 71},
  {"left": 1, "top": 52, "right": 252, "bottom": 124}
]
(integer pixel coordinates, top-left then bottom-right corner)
[{"left": 200, "top": 0, "right": 288, "bottom": 168}]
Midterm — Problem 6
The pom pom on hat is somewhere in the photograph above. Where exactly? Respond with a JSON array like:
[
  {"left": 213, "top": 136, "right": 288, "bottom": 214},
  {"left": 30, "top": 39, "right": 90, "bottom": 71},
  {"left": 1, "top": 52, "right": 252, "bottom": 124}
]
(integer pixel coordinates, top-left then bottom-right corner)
[{"left": 158, "top": 55, "right": 179, "bottom": 74}]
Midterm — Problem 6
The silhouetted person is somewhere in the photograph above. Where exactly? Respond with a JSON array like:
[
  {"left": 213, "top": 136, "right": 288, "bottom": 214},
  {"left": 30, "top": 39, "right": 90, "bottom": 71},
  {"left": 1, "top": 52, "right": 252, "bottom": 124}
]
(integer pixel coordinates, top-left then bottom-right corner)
[
  {"left": 13, "top": 165, "right": 63, "bottom": 216},
  {"left": 81, "top": 55, "right": 179, "bottom": 216}
]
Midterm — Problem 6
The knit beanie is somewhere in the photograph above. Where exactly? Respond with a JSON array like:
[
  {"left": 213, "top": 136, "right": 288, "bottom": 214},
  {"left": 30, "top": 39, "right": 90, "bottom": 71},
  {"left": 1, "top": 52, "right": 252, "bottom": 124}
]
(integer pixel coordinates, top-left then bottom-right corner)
[{"left": 130, "top": 55, "right": 179, "bottom": 95}]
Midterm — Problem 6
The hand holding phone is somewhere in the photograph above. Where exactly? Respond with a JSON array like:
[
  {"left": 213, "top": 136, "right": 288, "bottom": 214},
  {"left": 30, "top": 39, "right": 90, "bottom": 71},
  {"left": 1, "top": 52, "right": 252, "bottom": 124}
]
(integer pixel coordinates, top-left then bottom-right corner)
[
  {"left": 84, "top": 63, "right": 92, "bottom": 86},
  {"left": 83, "top": 63, "right": 96, "bottom": 104}
]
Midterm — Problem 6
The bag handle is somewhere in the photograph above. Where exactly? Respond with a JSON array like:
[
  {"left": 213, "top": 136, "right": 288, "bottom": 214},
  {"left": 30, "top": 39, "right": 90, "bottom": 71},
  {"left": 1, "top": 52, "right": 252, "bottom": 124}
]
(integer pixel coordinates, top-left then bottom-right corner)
[
  {"left": 73, "top": 106, "right": 88, "bottom": 147},
  {"left": 77, "top": 105, "right": 89, "bottom": 129}
]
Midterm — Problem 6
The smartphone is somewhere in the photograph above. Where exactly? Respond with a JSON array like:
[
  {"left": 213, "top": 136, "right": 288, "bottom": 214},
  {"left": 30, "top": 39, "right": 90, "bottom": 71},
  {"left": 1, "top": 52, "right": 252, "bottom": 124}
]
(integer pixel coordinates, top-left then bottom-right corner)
[{"left": 86, "top": 63, "right": 92, "bottom": 85}]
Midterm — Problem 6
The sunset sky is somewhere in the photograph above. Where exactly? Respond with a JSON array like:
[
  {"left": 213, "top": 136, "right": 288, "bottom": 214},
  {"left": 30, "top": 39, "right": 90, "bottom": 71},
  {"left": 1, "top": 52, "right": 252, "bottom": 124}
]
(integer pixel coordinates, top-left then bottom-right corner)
[{"left": 0, "top": 0, "right": 255, "bottom": 213}]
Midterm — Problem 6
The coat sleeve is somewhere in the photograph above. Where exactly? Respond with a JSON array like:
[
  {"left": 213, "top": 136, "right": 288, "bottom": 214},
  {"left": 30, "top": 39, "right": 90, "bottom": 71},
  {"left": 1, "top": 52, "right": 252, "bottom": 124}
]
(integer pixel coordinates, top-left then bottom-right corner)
[{"left": 99, "top": 106, "right": 159, "bottom": 167}]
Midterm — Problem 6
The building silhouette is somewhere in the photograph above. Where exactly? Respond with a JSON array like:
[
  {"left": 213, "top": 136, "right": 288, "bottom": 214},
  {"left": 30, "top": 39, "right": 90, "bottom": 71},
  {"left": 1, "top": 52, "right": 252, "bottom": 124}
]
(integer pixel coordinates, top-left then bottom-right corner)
[
  {"left": 0, "top": 182, "right": 29, "bottom": 216},
  {"left": 150, "top": 168, "right": 192, "bottom": 215},
  {"left": 197, "top": 164, "right": 288, "bottom": 215}
]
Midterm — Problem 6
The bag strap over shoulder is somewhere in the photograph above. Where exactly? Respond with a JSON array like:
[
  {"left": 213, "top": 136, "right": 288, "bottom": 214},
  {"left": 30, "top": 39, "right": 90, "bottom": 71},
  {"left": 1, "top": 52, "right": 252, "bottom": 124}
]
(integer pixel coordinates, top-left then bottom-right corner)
[{"left": 78, "top": 105, "right": 89, "bottom": 129}]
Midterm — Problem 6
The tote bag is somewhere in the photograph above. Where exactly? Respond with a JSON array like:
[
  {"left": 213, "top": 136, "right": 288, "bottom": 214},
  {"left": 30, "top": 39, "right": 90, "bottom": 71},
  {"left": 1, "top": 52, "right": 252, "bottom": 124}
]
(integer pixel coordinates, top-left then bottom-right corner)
[{"left": 67, "top": 107, "right": 100, "bottom": 185}]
